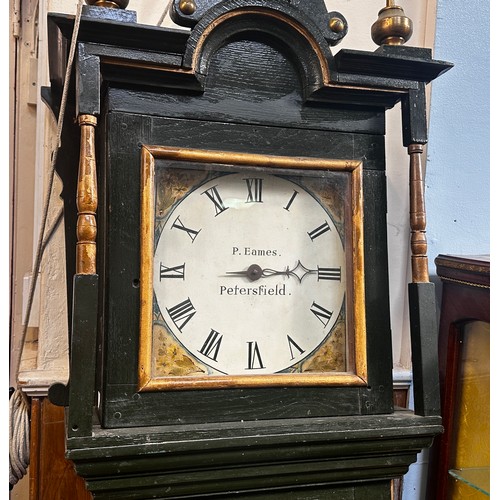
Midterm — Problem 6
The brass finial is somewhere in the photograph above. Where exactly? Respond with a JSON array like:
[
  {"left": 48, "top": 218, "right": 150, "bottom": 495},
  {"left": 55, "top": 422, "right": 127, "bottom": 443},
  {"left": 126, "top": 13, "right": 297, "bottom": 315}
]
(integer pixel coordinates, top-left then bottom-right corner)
[
  {"left": 179, "top": 0, "right": 197, "bottom": 15},
  {"left": 371, "top": 0, "right": 413, "bottom": 46},
  {"left": 85, "top": 0, "right": 129, "bottom": 8},
  {"left": 329, "top": 17, "right": 345, "bottom": 34}
]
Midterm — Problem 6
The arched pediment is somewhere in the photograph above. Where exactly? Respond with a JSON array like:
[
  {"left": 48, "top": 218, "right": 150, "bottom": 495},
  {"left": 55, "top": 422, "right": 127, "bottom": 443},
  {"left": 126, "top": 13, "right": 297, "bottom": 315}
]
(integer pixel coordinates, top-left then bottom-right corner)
[{"left": 182, "top": 1, "right": 345, "bottom": 98}]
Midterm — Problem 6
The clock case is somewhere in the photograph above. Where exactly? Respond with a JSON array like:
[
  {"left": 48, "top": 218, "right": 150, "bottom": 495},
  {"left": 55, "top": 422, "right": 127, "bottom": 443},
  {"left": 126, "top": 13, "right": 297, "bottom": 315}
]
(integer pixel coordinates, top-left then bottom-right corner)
[{"left": 45, "top": 1, "right": 452, "bottom": 497}]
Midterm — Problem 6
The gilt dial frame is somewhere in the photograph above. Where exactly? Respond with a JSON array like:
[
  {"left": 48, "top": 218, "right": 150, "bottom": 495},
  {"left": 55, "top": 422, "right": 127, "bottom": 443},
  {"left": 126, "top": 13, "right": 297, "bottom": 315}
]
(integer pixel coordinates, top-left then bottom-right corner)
[{"left": 138, "top": 146, "right": 367, "bottom": 391}]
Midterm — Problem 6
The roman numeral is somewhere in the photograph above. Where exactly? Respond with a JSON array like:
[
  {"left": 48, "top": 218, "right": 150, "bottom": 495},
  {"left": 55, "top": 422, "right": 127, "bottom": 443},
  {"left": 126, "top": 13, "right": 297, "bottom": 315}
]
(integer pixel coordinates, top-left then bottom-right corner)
[
  {"left": 287, "top": 335, "right": 305, "bottom": 360},
  {"left": 317, "top": 266, "right": 341, "bottom": 281},
  {"left": 202, "top": 185, "right": 228, "bottom": 216},
  {"left": 167, "top": 298, "right": 196, "bottom": 331},
  {"left": 283, "top": 190, "right": 299, "bottom": 211},
  {"left": 171, "top": 216, "right": 200, "bottom": 242},
  {"left": 244, "top": 178, "right": 263, "bottom": 203},
  {"left": 159, "top": 263, "right": 185, "bottom": 280},
  {"left": 246, "top": 341, "right": 265, "bottom": 369},
  {"left": 308, "top": 221, "right": 331, "bottom": 241},
  {"left": 310, "top": 301, "right": 333, "bottom": 327},
  {"left": 199, "top": 329, "right": 223, "bottom": 361}
]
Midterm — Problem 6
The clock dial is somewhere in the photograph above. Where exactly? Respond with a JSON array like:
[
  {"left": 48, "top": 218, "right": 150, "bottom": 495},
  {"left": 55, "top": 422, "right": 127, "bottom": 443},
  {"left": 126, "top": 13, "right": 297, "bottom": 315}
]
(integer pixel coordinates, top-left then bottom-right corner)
[{"left": 153, "top": 172, "right": 346, "bottom": 375}]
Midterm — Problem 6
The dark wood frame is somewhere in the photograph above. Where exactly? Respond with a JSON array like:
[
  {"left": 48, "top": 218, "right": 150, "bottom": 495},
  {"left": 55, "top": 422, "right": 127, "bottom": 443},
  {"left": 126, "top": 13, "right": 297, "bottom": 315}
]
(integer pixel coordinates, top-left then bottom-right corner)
[{"left": 98, "top": 106, "right": 392, "bottom": 428}]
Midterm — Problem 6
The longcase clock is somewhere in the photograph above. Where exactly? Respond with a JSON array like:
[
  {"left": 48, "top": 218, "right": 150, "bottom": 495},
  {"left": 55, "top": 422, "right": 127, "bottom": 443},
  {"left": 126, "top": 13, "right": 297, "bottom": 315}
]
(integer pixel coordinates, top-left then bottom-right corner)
[{"left": 45, "top": 0, "right": 452, "bottom": 497}]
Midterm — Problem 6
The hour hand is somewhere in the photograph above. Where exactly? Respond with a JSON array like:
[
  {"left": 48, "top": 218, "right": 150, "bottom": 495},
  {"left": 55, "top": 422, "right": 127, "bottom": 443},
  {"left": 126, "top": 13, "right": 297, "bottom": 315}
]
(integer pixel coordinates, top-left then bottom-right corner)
[{"left": 225, "top": 264, "right": 263, "bottom": 282}]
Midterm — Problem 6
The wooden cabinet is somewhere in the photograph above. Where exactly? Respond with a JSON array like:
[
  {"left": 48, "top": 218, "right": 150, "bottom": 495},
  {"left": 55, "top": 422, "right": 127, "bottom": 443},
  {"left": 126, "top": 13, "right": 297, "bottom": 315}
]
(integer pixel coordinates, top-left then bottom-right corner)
[
  {"left": 28, "top": 398, "right": 92, "bottom": 500},
  {"left": 427, "top": 254, "right": 490, "bottom": 499}
]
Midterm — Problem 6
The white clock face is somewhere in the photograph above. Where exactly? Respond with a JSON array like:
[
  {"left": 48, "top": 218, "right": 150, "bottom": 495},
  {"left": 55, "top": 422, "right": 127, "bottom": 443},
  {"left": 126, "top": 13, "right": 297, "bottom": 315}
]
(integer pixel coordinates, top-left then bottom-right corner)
[{"left": 153, "top": 171, "right": 346, "bottom": 375}]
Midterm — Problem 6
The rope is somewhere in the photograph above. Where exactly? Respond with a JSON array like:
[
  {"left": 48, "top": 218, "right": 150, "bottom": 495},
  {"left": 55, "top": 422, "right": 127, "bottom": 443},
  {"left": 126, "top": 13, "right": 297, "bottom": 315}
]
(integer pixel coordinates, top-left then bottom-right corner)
[
  {"left": 9, "top": 0, "right": 84, "bottom": 488},
  {"left": 9, "top": 391, "right": 30, "bottom": 487},
  {"left": 157, "top": 0, "right": 173, "bottom": 26}
]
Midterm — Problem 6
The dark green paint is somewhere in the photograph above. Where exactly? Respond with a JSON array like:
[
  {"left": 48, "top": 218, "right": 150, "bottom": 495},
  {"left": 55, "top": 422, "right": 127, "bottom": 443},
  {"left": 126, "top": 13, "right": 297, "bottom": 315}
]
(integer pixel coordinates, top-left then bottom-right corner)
[{"left": 45, "top": 0, "right": 451, "bottom": 496}]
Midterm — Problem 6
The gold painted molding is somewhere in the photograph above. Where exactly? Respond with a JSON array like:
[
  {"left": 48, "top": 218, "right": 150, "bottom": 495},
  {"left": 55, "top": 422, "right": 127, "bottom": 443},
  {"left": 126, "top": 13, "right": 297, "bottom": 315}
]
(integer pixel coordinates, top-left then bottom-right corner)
[{"left": 138, "top": 146, "right": 367, "bottom": 391}]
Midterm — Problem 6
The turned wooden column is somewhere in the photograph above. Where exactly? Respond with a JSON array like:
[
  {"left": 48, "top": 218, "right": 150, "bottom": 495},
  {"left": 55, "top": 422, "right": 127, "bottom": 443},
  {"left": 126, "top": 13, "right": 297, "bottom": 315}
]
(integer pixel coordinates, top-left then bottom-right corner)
[
  {"left": 408, "top": 143, "right": 429, "bottom": 283},
  {"left": 76, "top": 114, "right": 98, "bottom": 275}
]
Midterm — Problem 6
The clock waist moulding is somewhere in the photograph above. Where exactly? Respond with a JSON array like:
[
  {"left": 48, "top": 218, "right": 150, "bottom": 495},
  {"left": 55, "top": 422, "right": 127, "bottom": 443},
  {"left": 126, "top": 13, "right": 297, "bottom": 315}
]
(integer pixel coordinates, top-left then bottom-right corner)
[{"left": 45, "top": 0, "right": 452, "bottom": 498}]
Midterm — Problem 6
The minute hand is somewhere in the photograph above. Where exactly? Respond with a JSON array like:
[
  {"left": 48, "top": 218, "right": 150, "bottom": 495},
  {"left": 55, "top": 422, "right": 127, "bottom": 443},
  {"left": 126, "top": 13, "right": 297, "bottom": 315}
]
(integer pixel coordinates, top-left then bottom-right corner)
[{"left": 225, "top": 261, "right": 318, "bottom": 283}]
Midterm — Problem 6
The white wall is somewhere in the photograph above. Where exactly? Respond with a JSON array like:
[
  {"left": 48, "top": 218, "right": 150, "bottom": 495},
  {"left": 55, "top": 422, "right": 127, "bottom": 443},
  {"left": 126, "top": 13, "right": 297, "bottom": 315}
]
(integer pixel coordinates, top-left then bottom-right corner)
[{"left": 426, "top": 0, "right": 490, "bottom": 275}]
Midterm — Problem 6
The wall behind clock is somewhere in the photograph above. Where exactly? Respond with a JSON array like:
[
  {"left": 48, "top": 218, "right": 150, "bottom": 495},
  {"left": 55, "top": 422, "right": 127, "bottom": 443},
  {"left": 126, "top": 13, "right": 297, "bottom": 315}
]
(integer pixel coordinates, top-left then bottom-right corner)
[{"left": 426, "top": 0, "right": 490, "bottom": 273}]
